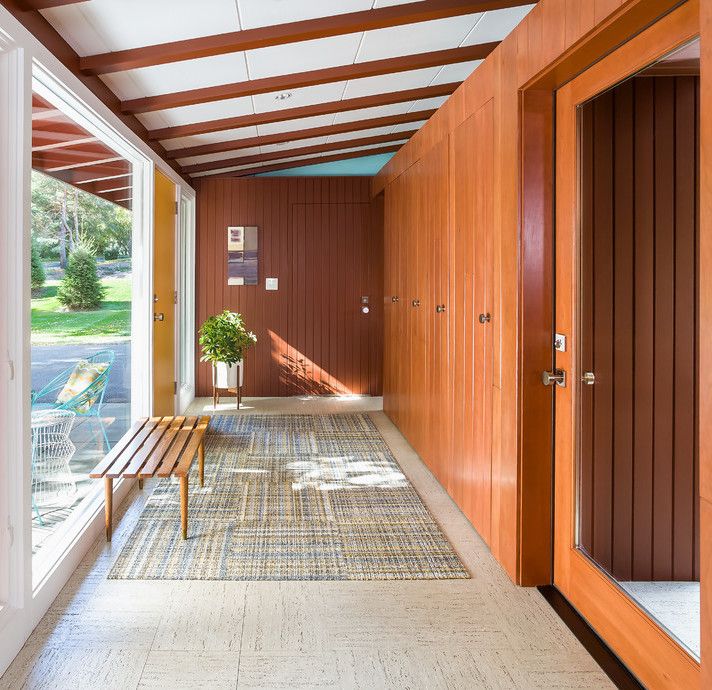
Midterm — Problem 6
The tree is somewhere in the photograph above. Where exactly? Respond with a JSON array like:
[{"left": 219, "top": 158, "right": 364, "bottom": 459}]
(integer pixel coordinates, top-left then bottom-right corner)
[
  {"left": 30, "top": 238, "right": 45, "bottom": 293},
  {"left": 57, "top": 241, "right": 105, "bottom": 309}
]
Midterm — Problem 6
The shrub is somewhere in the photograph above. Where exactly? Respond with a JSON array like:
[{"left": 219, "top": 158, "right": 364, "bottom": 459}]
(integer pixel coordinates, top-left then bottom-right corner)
[
  {"left": 30, "top": 239, "right": 46, "bottom": 293},
  {"left": 57, "top": 243, "right": 105, "bottom": 309}
]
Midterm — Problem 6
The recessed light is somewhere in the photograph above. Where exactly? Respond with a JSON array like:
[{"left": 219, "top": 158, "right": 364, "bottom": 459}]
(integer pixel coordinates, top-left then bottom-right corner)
[{"left": 274, "top": 92, "right": 293, "bottom": 101}]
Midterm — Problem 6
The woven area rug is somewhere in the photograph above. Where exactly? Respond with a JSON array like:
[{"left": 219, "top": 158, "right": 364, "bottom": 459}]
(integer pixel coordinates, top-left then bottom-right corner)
[{"left": 108, "top": 413, "right": 469, "bottom": 581}]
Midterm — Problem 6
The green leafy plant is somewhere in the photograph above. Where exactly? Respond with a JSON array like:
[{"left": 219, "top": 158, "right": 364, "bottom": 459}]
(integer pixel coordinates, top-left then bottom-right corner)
[
  {"left": 57, "top": 239, "right": 105, "bottom": 310},
  {"left": 199, "top": 310, "right": 257, "bottom": 367},
  {"left": 30, "top": 238, "right": 46, "bottom": 293}
]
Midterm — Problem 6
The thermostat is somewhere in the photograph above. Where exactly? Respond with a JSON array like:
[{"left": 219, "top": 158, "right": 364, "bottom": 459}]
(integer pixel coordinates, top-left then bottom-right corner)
[{"left": 265, "top": 277, "right": 278, "bottom": 291}]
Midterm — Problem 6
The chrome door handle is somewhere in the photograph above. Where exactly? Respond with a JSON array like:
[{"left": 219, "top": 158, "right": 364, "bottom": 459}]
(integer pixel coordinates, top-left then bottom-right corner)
[
  {"left": 541, "top": 369, "right": 566, "bottom": 387},
  {"left": 412, "top": 299, "right": 420, "bottom": 307},
  {"left": 478, "top": 313, "right": 491, "bottom": 324},
  {"left": 436, "top": 304, "right": 446, "bottom": 313},
  {"left": 581, "top": 372, "right": 595, "bottom": 385},
  {"left": 154, "top": 312, "right": 165, "bottom": 322}
]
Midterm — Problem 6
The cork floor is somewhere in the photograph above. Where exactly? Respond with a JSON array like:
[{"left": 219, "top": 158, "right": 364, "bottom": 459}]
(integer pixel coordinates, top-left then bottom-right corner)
[{"left": 1, "top": 397, "right": 613, "bottom": 690}]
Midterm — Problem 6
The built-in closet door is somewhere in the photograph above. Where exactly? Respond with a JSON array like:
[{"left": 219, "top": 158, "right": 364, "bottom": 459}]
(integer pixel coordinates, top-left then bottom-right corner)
[
  {"left": 383, "top": 189, "right": 398, "bottom": 420},
  {"left": 449, "top": 100, "right": 494, "bottom": 543}
]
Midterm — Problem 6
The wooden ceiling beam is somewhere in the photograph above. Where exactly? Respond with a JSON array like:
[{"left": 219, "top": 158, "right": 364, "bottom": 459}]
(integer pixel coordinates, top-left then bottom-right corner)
[
  {"left": 80, "top": 0, "right": 530, "bottom": 75},
  {"left": 151, "top": 81, "right": 458, "bottom": 140},
  {"left": 122, "top": 42, "right": 496, "bottom": 114},
  {"left": 182, "top": 130, "right": 415, "bottom": 174},
  {"left": 18, "top": 1, "right": 89, "bottom": 9},
  {"left": 167, "top": 108, "right": 436, "bottom": 159},
  {"left": 195, "top": 145, "right": 402, "bottom": 179}
]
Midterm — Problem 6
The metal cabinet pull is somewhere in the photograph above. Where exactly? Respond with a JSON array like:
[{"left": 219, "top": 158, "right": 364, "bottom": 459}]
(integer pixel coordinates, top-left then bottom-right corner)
[
  {"left": 412, "top": 299, "right": 420, "bottom": 307},
  {"left": 436, "top": 304, "right": 446, "bottom": 313},
  {"left": 391, "top": 296, "right": 399, "bottom": 303},
  {"left": 478, "top": 313, "right": 491, "bottom": 324},
  {"left": 581, "top": 372, "right": 595, "bottom": 385},
  {"left": 154, "top": 312, "right": 165, "bottom": 322}
]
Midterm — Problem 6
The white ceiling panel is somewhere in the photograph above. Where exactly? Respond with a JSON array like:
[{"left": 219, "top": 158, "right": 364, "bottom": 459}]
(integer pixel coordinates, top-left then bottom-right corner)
[
  {"left": 332, "top": 101, "right": 414, "bottom": 124},
  {"left": 251, "top": 82, "right": 347, "bottom": 114},
  {"left": 161, "top": 126, "right": 260, "bottom": 151},
  {"left": 342, "top": 66, "right": 441, "bottom": 99},
  {"left": 137, "top": 96, "right": 255, "bottom": 130},
  {"left": 356, "top": 14, "right": 483, "bottom": 63},
  {"left": 41, "top": 0, "right": 240, "bottom": 56},
  {"left": 256, "top": 113, "right": 337, "bottom": 136},
  {"left": 177, "top": 147, "right": 265, "bottom": 167},
  {"left": 324, "top": 125, "right": 404, "bottom": 144},
  {"left": 101, "top": 53, "right": 250, "bottom": 101},
  {"left": 259, "top": 136, "right": 329, "bottom": 155},
  {"left": 430, "top": 60, "right": 482, "bottom": 85},
  {"left": 391, "top": 119, "right": 428, "bottom": 133},
  {"left": 246, "top": 34, "right": 362, "bottom": 80},
  {"left": 462, "top": 5, "right": 535, "bottom": 46},
  {"left": 237, "top": 0, "right": 372, "bottom": 30},
  {"left": 407, "top": 95, "right": 449, "bottom": 112}
]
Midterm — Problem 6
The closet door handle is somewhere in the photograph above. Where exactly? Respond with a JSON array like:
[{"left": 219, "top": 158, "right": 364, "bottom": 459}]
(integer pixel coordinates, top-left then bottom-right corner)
[
  {"left": 391, "top": 296, "right": 399, "bottom": 303},
  {"left": 411, "top": 299, "right": 420, "bottom": 307},
  {"left": 478, "top": 313, "right": 491, "bottom": 324},
  {"left": 436, "top": 304, "right": 446, "bottom": 313}
]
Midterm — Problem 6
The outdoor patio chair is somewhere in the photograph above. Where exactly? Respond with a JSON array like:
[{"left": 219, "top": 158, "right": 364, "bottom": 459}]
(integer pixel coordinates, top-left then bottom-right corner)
[{"left": 31, "top": 350, "right": 116, "bottom": 452}]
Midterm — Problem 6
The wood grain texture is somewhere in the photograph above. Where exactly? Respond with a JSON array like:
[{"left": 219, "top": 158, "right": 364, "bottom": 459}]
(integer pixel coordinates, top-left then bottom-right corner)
[
  {"left": 195, "top": 177, "right": 383, "bottom": 398},
  {"left": 579, "top": 77, "right": 700, "bottom": 583},
  {"left": 373, "top": 0, "right": 693, "bottom": 592}
]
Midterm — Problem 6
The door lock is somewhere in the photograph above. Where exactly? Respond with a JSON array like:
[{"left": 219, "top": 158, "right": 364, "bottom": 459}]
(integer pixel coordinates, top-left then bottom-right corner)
[
  {"left": 541, "top": 369, "right": 566, "bottom": 387},
  {"left": 154, "top": 312, "right": 165, "bottom": 322}
]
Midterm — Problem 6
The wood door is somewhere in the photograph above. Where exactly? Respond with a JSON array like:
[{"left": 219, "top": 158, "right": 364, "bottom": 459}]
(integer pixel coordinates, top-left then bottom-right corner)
[
  {"left": 449, "top": 101, "right": 494, "bottom": 542},
  {"left": 152, "top": 169, "right": 176, "bottom": 415},
  {"left": 553, "top": 3, "right": 699, "bottom": 687}
]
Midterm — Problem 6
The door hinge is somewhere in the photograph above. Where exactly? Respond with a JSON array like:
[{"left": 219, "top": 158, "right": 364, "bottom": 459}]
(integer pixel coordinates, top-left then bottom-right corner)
[
  {"left": 174, "top": 201, "right": 179, "bottom": 215},
  {"left": 174, "top": 290, "right": 178, "bottom": 304},
  {"left": 174, "top": 381, "right": 178, "bottom": 394},
  {"left": 7, "top": 355, "right": 14, "bottom": 381}
]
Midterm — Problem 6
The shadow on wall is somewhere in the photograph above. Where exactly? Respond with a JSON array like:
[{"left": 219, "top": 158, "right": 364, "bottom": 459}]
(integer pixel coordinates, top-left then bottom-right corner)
[{"left": 269, "top": 330, "right": 346, "bottom": 395}]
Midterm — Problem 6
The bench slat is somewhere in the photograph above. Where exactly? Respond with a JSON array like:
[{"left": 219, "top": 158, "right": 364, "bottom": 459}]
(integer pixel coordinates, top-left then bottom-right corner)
[
  {"left": 106, "top": 417, "right": 166, "bottom": 478},
  {"left": 174, "top": 416, "right": 211, "bottom": 477},
  {"left": 89, "top": 417, "right": 152, "bottom": 478},
  {"left": 139, "top": 416, "right": 186, "bottom": 478},
  {"left": 156, "top": 416, "right": 199, "bottom": 477},
  {"left": 122, "top": 416, "right": 173, "bottom": 477}
]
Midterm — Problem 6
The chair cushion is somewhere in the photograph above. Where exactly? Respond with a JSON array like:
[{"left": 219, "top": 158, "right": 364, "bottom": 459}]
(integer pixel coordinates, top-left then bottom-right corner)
[{"left": 56, "top": 360, "right": 108, "bottom": 413}]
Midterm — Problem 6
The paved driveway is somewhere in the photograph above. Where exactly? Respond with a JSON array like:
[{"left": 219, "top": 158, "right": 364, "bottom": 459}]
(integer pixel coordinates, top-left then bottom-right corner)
[{"left": 31, "top": 341, "right": 130, "bottom": 403}]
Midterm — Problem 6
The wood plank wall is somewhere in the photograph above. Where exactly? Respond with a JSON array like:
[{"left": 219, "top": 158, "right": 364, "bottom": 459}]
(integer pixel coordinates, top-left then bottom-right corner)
[
  {"left": 195, "top": 177, "right": 383, "bottom": 398},
  {"left": 579, "top": 76, "right": 700, "bottom": 582},
  {"left": 373, "top": 0, "right": 690, "bottom": 585}
]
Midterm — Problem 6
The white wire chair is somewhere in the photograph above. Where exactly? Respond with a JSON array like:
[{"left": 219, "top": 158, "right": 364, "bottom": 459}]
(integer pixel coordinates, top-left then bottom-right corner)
[{"left": 31, "top": 409, "right": 77, "bottom": 524}]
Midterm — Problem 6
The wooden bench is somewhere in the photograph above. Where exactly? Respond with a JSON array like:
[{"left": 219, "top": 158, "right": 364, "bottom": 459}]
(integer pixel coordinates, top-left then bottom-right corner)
[{"left": 90, "top": 415, "right": 210, "bottom": 541}]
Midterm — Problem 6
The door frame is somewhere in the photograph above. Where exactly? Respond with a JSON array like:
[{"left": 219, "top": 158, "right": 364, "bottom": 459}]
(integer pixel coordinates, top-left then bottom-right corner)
[{"left": 553, "top": 3, "right": 700, "bottom": 687}]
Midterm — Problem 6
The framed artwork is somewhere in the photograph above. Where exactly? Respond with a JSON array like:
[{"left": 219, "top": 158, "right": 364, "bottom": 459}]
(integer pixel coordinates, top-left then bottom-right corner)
[{"left": 227, "top": 225, "right": 258, "bottom": 285}]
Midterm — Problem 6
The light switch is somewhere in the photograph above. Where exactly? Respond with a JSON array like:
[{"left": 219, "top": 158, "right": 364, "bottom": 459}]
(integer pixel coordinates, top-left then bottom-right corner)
[{"left": 265, "top": 277, "right": 278, "bottom": 291}]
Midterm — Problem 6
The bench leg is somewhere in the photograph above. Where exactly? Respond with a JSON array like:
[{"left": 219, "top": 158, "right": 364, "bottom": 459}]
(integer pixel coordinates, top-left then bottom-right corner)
[
  {"left": 138, "top": 477, "right": 144, "bottom": 490},
  {"left": 180, "top": 475, "right": 188, "bottom": 540},
  {"left": 198, "top": 441, "right": 205, "bottom": 488},
  {"left": 105, "top": 477, "right": 113, "bottom": 542}
]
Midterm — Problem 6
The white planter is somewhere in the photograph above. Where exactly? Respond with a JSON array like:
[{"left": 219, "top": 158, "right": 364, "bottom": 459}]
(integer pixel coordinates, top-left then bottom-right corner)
[{"left": 213, "top": 360, "right": 243, "bottom": 389}]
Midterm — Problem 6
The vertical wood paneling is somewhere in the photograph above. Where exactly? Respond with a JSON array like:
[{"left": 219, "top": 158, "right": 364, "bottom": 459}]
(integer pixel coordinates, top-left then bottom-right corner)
[
  {"left": 579, "top": 76, "right": 700, "bottom": 582},
  {"left": 195, "top": 177, "right": 382, "bottom": 397}
]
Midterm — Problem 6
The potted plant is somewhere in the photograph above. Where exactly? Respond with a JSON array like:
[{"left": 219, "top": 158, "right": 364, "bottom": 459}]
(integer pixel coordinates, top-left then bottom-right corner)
[{"left": 198, "top": 310, "right": 257, "bottom": 390}]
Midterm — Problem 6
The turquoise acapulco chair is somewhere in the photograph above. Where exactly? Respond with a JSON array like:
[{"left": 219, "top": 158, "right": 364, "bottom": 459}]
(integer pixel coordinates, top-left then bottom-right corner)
[{"left": 31, "top": 350, "right": 116, "bottom": 452}]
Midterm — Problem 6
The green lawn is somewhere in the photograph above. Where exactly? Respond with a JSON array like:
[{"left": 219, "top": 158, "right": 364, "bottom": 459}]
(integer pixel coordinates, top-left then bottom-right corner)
[{"left": 32, "top": 277, "right": 131, "bottom": 344}]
